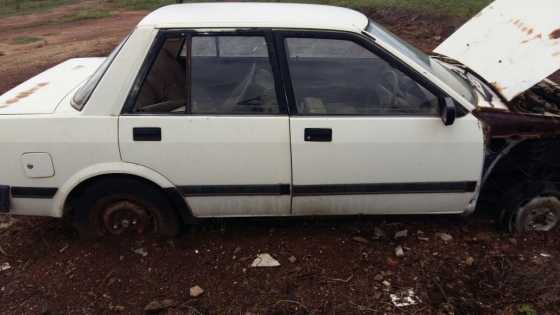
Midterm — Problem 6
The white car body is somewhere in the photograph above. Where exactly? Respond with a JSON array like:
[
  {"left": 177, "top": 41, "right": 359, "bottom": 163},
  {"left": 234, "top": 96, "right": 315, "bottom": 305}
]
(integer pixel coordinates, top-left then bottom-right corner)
[{"left": 0, "top": 2, "right": 558, "bottom": 229}]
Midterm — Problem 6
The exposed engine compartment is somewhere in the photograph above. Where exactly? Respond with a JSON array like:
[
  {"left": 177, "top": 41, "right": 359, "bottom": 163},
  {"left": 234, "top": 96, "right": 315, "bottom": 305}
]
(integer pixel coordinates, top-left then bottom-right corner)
[
  {"left": 473, "top": 80, "right": 560, "bottom": 139},
  {"left": 510, "top": 80, "right": 560, "bottom": 115}
]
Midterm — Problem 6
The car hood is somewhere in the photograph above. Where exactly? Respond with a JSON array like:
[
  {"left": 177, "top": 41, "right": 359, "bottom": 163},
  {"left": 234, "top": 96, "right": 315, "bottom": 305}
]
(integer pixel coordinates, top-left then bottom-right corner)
[
  {"left": 434, "top": 0, "right": 560, "bottom": 101},
  {"left": 0, "top": 58, "right": 104, "bottom": 115}
]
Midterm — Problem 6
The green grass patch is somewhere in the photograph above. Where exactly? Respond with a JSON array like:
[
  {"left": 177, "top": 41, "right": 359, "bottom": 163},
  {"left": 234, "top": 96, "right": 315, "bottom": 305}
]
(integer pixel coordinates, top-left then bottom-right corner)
[
  {"left": 59, "top": 9, "right": 112, "bottom": 22},
  {"left": 0, "top": 0, "right": 75, "bottom": 17},
  {"left": 12, "top": 36, "right": 43, "bottom": 45}
]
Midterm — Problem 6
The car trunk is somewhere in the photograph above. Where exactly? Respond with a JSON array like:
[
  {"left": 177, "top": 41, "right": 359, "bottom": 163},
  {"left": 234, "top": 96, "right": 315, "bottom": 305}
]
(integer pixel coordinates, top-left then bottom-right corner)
[{"left": 0, "top": 58, "right": 104, "bottom": 115}]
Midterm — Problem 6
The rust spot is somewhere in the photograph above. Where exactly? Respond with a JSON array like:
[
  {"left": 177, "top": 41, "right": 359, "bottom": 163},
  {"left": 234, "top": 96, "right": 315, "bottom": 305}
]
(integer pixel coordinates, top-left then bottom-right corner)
[
  {"left": 473, "top": 108, "right": 560, "bottom": 139},
  {"left": 521, "top": 33, "right": 543, "bottom": 44},
  {"left": 527, "top": 28, "right": 534, "bottom": 35},
  {"left": 491, "top": 82, "right": 507, "bottom": 95},
  {"left": 550, "top": 29, "right": 560, "bottom": 40},
  {"left": 553, "top": 51, "right": 560, "bottom": 57},
  {"left": 513, "top": 19, "right": 521, "bottom": 26},
  {"left": 0, "top": 82, "right": 50, "bottom": 107},
  {"left": 73, "top": 65, "right": 85, "bottom": 70}
]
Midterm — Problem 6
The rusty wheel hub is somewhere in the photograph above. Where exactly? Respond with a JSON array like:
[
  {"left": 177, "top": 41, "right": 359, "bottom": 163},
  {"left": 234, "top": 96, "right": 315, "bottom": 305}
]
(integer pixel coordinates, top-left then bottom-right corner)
[
  {"left": 101, "top": 200, "right": 153, "bottom": 235},
  {"left": 518, "top": 196, "right": 560, "bottom": 232}
]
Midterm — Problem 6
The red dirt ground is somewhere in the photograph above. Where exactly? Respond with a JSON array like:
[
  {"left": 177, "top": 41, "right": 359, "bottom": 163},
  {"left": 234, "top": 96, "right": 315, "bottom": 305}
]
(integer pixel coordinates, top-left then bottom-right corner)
[{"left": 1, "top": 4, "right": 559, "bottom": 315}]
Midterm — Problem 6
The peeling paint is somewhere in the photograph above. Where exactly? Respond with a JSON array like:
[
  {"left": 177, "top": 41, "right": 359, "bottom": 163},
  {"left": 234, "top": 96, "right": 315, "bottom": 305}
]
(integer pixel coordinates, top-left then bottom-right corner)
[
  {"left": 0, "top": 82, "right": 49, "bottom": 108},
  {"left": 550, "top": 29, "right": 560, "bottom": 40},
  {"left": 435, "top": 0, "right": 560, "bottom": 101}
]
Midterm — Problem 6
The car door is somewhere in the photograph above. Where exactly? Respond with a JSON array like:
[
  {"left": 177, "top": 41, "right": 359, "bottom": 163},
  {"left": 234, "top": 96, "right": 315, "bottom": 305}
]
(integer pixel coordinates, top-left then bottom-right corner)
[
  {"left": 119, "top": 30, "right": 292, "bottom": 217},
  {"left": 276, "top": 32, "right": 485, "bottom": 215}
]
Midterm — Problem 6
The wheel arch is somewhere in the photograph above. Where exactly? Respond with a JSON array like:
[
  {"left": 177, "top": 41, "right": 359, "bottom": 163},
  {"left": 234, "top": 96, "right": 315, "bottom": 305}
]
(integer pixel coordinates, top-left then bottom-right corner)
[
  {"left": 53, "top": 162, "right": 193, "bottom": 223},
  {"left": 478, "top": 137, "right": 560, "bottom": 216}
]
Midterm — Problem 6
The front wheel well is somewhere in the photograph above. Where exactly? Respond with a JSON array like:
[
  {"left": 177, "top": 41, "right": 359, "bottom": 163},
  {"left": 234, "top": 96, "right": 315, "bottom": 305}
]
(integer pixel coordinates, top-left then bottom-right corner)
[
  {"left": 477, "top": 137, "right": 560, "bottom": 217},
  {"left": 63, "top": 174, "right": 193, "bottom": 224}
]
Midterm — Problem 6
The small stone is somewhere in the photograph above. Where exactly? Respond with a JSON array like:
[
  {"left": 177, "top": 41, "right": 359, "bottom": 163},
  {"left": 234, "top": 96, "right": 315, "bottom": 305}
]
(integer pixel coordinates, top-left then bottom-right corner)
[
  {"left": 373, "top": 227, "right": 386, "bottom": 239},
  {"left": 59, "top": 244, "right": 69, "bottom": 253},
  {"left": 509, "top": 238, "right": 518, "bottom": 245},
  {"left": 250, "top": 253, "right": 280, "bottom": 267},
  {"left": 465, "top": 256, "right": 475, "bottom": 266},
  {"left": 395, "top": 245, "right": 405, "bottom": 257},
  {"left": 382, "top": 280, "right": 391, "bottom": 287},
  {"left": 110, "top": 305, "right": 125, "bottom": 312},
  {"left": 288, "top": 256, "right": 297, "bottom": 263},
  {"left": 394, "top": 229, "right": 408, "bottom": 239},
  {"left": 144, "top": 299, "right": 175, "bottom": 312},
  {"left": 418, "top": 236, "right": 429, "bottom": 241},
  {"left": 374, "top": 274, "right": 384, "bottom": 281},
  {"left": 436, "top": 233, "right": 453, "bottom": 242},
  {"left": 133, "top": 248, "right": 148, "bottom": 257},
  {"left": 386, "top": 257, "right": 399, "bottom": 268},
  {"left": 0, "top": 216, "right": 17, "bottom": 230},
  {"left": 352, "top": 236, "right": 369, "bottom": 244},
  {"left": 190, "top": 285, "right": 204, "bottom": 297},
  {"left": 0, "top": 262, "right": 11, "bottom": 272},
  {"left": 233, "top": 247, "right": 241, "bottom": 254}
]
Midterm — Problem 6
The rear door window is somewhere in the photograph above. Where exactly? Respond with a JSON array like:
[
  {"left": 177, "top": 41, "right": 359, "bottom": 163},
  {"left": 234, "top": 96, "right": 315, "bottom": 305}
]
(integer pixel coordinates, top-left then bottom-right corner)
[{"left": 131, "top": 34, "right": 281, "bottom": 115}]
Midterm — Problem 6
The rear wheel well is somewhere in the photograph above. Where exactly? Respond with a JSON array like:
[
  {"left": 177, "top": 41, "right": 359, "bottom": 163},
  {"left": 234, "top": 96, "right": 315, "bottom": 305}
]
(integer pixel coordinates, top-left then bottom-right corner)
[{"left": 63, "top": 174, "right": 192, "bottom": 224}]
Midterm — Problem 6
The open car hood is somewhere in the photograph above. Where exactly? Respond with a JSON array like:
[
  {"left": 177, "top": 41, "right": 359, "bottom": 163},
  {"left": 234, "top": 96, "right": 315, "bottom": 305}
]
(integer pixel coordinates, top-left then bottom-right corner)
[{"left": 435, "top": 0, "right": 560, "bottom": 101}]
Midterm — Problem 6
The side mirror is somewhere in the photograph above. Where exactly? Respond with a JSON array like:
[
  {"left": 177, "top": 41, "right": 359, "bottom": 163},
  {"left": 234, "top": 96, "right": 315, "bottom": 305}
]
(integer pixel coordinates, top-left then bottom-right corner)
[{"left": 440, "top": 97, "right": 456, "bottom": 126}]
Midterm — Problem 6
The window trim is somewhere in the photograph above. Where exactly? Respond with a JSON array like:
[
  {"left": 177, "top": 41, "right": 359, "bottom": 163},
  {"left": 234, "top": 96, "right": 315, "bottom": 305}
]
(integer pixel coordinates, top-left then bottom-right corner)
[
  {"left": 122, "top": 29, "right": 288, "bottom": 116},
  {"left": 273, "top": 29, "right": 468, "bottom": 117}
]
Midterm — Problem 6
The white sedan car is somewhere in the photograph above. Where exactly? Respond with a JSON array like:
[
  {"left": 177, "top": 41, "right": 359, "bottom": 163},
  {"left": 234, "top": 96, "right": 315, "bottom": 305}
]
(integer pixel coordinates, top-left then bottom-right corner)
[{"left": 1, "top": 1, "right": 560, "bottom": 238}]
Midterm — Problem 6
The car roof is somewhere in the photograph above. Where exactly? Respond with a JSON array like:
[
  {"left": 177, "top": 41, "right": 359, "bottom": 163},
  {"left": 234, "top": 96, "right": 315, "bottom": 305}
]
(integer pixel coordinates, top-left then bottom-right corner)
[{"left": 138, "top": 2, "right": 369, "bottom": 32}]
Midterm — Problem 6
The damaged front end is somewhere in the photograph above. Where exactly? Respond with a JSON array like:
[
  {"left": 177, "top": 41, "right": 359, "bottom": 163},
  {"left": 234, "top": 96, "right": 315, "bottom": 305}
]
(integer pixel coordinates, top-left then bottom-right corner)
[{"left": 473, "top": 80, "right": 560, "bottom": 139}]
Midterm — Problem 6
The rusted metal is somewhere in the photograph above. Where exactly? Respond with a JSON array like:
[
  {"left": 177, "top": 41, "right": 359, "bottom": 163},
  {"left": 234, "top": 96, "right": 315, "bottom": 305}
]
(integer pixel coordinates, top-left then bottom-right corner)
[
  {"left": 0, "top": 82, "right": 49, "bottom": 108},
  {"left": 435, "top": 0, "right": 560, "bottom": 101},
  {"left": 473, "top": 108, "right": 560, "bottom": 139},
  {"left": 101, "top": 200, "right": 152, "bottom": 235}
]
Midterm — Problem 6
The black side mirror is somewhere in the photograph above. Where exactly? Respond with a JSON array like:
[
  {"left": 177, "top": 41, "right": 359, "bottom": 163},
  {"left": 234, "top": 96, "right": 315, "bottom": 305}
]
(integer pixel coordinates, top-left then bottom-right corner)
[{"left": 440, "top": 97, "right": 456, "bottom": 126}]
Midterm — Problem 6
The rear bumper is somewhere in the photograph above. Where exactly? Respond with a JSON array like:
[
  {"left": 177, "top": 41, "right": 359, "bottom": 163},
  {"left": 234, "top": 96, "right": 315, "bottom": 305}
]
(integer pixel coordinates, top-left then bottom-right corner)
[{"left": 0, "top": 185, "right": 9, "bottom": 213}]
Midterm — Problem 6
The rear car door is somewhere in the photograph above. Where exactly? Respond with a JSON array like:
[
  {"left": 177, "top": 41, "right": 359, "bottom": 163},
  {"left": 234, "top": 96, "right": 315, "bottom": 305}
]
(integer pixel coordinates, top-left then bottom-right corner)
[
  {"left": 119, "top": 30, "right": 292, "bottom": 217},
  {"left": 276, "top": 32, "right": 484, "bottom": 215}
]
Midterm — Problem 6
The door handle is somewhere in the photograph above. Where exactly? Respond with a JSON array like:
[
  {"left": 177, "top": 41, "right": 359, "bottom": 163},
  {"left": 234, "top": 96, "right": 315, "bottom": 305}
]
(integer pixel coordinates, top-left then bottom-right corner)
[
  {"left": 133, "top": 127, "right": 161, "bottom": 141},
  {"left": 305, "top": 128, "right": 332, "bottom": 142}
]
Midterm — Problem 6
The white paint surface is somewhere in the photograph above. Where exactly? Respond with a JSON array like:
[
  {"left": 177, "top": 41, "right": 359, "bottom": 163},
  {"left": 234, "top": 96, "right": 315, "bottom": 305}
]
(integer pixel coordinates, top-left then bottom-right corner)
[
  {"left": 436, "top": 0, "right": 560, "bottom": 100},
  {"left": 139, "top": 3, "right": 368, "bottom": 32}
]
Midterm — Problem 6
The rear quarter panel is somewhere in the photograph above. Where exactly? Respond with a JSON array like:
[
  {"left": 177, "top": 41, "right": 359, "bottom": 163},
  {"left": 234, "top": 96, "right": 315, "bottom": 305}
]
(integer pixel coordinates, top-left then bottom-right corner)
[{"left": 0, "top": 115, "right": 119, "bottom": 216}]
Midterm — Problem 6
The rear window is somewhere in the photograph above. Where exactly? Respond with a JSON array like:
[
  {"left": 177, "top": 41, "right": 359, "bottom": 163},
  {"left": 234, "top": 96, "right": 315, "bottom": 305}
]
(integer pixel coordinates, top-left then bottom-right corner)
[{"left": 71, "top": 35, "right": 129, "bottom": 111}]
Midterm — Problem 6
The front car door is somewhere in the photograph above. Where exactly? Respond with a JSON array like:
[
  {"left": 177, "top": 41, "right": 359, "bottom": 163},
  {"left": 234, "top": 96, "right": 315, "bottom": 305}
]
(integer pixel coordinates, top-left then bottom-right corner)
[
  {"left": 119, "top": 30, "right": 292, "bottom": 217},
  {"left": 276, "top": 31, "right": 485, "bottom": 215}
]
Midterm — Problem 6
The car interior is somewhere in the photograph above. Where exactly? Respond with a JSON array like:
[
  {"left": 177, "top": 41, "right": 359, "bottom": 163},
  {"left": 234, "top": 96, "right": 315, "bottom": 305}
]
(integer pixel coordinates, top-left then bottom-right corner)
[{"left": 133, "top": 35, "right": 438, "bottom": 116}]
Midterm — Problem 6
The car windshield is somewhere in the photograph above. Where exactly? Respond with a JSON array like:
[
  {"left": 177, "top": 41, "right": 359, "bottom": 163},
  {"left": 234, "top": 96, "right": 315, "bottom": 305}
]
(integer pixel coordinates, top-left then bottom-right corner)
[
  {"left": 365, "top": 20, "right": 476, "bottom": 104},
  {"left": 71, "top": 35, "right": 129, "bottom": 111}
]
